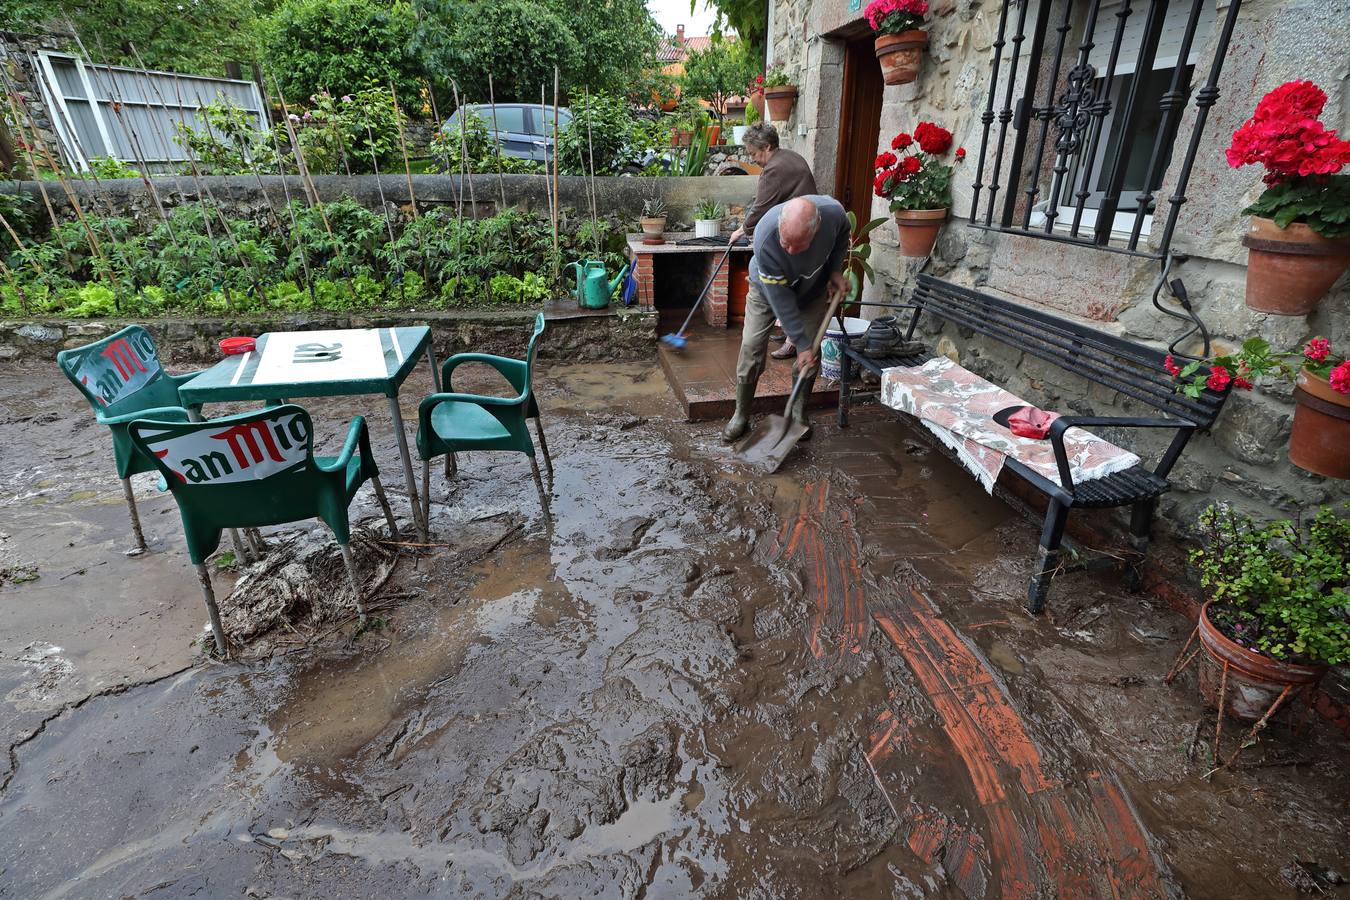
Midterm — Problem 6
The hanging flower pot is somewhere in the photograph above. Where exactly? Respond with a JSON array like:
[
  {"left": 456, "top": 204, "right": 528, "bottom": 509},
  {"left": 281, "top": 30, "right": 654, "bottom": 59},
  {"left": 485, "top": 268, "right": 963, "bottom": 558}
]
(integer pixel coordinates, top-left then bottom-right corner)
[
  {"left": 1196, "top": 602, "right": 1329, "bottom": 721},
  {"left": 865, "top": 0, "right": 930, "bottom": 85},
  {"left": 874, "top": 30, "right": 928, "bottom": 85},
  {"left": 763, "top": 85, "right": 798, "bottom": 122},
  {"left": 1290, "top": 370, "right": 1350, "bottom": 479},
  {"left": 1226, "top": 80, "right": 1350, "bottom": 316},
  {"left": 893, "top": 208, "right": 947, "bottom": 256},
  {"left": 1241, "top": 217, "right": 1350, "bottom": 316},
  {"left": 874, "top": 122, "right": 962, "bottom": 258}
]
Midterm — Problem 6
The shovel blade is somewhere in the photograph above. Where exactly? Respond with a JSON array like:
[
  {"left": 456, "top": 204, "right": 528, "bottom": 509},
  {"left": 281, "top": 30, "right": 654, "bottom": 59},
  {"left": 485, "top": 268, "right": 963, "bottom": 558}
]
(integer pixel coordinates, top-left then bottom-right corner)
[{"left": 734, "top": 414, "right": 809, "bottom": 474}]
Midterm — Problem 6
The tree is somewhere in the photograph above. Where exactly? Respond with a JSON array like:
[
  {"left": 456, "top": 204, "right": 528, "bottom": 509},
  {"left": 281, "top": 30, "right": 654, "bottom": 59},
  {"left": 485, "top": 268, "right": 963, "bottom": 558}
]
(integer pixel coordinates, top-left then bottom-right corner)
[
  {"left": 261, "top": 0, "right": 424, "bottom": 107},
  {"left": 681, "top": 37, "right": 754, "bottom": 122},
  {"left": 0, "top": 0, "right": 267, "bottom": 76},
  {"left": 415, "top": 0, "right": 581, "bottom": 104},
  {"left": 702, "top": 0, "right": 767, "bottom": 63},
  {"left": 556, "top": 0, "right": 662, "bottom": 98}
]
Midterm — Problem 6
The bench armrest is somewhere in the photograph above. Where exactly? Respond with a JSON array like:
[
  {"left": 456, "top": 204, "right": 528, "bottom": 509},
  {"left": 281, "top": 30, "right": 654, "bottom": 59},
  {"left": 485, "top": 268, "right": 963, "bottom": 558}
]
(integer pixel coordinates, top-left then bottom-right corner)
[{"left": 1047, "top": 415, "right": 1197, "bottom": 493}]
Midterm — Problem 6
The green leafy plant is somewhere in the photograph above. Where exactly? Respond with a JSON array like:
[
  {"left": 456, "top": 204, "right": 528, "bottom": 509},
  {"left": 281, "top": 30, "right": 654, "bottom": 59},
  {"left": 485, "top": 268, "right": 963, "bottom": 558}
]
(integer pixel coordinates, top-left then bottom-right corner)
[
  {"left": 1192, "top": 503, "right": 1349, "bottom": 665},
  {"left": 762, "top": 63, "right": 793, "bottom": 88},
  {"left": 693, "top": 199, "right": 724, "bottom": 220},
  {"left": 678, "top": 126, "right": 713, "bottom": 176},
  {"left": 1240, "top": 175, "right": 1350, "bottom": 239},
  {"left": 843, "top": 210, "right": 888, "bottom": 302},
  {"left": 641, "top": 196, "right": 667, "bottom": 219},
  {"left": 874, "top": 122, "right": 961, "bottom": 211},
  {"left": 1167, "top": 336, "right": 1350, "bottom": 399},
  {"left": 489, "top": 271, "right": 551, "bottom": 304},
  {"left": 557, "top": 92, "right": 653, "bottom": 176},
  {"left": 681, "top": 37, "right": 756, "bottom": 122},
  {"left": 172, "top": 98, "right": 277, "bottom": 176},
  {"left": 86, "top": 157, "right": 140, "bottom": 179}
]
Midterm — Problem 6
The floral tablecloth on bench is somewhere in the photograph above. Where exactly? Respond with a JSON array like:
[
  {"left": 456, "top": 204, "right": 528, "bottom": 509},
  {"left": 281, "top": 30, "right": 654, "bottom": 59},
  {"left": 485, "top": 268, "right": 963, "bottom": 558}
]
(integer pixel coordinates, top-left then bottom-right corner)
[{"left": 880, "top": 357, "right": 1141, "bottom": 493}]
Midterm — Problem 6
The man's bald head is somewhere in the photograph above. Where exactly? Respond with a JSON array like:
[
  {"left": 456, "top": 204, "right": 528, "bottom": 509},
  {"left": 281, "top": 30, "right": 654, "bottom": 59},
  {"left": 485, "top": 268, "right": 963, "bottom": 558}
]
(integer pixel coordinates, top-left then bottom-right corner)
[{"left": 778, "top": 197, "right": 820, "bottom": 255}]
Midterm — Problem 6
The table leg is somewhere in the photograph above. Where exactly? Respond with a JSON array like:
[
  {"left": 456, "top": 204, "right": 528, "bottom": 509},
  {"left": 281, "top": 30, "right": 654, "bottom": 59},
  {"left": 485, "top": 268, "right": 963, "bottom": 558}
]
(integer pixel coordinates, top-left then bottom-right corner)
[
  {"left": 388, "top": 394, "right": 428, "bottom": 541},
  {"left": 426, "top": 342, "right": 442, "bottom": 392}
]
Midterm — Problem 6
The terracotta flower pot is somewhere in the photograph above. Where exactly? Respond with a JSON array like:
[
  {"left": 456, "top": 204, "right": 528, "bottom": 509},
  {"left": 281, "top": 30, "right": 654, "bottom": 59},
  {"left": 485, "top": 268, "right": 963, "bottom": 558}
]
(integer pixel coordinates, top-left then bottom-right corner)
[
  {"left": 639, "top": 216, "right": 667, "bottom": 244},
  {"left": 750, "top": 92, "right": 765, "bottom": 119},
  {"left": 1289, "top": 371, "right": 1350, "bottom": 479},
  {"left": 875, "top": 30, "right": 928, "bottom": 86},
  {"left": 1240, "top": 217, "right": 1350, "bottom": 316},
  {"left": 893, "top": 207, "right": 947, "bottom": 257},
  {"left": 763, "top": 85, "right": 798, "bottom": 122},
  {"left": 1196, "top": 601, "right": 1328, "bottom": 722}
]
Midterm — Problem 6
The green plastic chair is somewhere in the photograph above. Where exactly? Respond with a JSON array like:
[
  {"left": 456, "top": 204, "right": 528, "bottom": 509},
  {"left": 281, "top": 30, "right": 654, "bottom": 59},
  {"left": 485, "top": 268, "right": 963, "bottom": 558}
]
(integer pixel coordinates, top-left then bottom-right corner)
[
  {"left": 416, "top": 313, "right": 553, "bottom": 523},
  {"left": 56, "top": 325, "right": 200, "bottom": 554},
  {"left": 129, "top": 404, "right": 398, "bottom": 655}
]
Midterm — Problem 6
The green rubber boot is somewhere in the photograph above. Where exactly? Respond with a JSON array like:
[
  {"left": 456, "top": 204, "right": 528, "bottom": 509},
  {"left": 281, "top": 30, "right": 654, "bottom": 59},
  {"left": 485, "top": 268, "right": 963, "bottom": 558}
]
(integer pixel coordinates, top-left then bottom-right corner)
[
  {"left": 721, "top": 379, "right": 758, "bottom": 443},
  {"left": 790, "top": 373, "right": 816, "bottom": 441}
]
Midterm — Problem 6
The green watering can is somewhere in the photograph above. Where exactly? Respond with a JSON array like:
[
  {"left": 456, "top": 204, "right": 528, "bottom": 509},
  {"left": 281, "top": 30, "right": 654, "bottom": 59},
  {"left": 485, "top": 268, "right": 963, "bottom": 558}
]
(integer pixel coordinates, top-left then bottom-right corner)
[{"left": 564, "top": 259, "right": 623, "bottom": 310}]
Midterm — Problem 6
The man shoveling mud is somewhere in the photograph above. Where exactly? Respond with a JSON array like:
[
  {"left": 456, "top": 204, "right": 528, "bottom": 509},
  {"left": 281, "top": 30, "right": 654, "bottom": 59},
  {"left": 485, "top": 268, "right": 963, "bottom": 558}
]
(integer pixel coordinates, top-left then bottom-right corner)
[{"left": 723, "top": 195, "right": 850, "bottom": 443}]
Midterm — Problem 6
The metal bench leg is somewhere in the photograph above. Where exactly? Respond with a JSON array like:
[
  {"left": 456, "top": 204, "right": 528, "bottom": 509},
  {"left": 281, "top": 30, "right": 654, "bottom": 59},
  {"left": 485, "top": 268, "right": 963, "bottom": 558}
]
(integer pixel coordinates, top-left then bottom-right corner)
[
  {"left": 838, "top": 353, "right": 852, "bottom": 428},
  {"left": 194, "top": 563, "right": 228, "bottom": 657},
  {"left": 1026, "top": 499, "right": 1068, "bottom": 614},
  {"left": 121, "top": 477, "right": 148, "bottom": 555},
  {"left": 1125, "top": 498, "right": 1155, "bottom": 591}
]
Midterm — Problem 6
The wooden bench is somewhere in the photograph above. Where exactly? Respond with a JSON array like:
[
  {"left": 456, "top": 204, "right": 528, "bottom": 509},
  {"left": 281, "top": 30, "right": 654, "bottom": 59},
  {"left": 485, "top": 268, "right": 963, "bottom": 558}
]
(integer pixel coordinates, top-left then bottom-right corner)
[{"left": 837, "top": 274, "right": 1230, "bottom": 613}]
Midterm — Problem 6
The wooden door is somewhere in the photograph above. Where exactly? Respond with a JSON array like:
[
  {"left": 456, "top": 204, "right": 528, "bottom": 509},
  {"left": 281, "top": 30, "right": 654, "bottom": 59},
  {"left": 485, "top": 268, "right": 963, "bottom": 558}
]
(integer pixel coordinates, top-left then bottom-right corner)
[{"left": 836, "top": 36, "right": 885, "bottom": 231}]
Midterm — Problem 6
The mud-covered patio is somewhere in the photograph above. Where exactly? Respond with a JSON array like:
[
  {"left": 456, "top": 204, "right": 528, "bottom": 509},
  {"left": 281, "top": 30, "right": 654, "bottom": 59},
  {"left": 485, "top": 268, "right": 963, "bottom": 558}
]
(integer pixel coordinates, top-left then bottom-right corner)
[{"left": 1, "top": 360, "right": 1347, "bottom": 898}]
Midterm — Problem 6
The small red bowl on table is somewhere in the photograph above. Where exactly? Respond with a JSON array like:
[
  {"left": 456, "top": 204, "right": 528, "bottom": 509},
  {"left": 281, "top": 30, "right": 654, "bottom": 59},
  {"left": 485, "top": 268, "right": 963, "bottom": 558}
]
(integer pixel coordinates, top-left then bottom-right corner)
[{"left": 219, "top": 336, "right": 256, "bottom": 356}]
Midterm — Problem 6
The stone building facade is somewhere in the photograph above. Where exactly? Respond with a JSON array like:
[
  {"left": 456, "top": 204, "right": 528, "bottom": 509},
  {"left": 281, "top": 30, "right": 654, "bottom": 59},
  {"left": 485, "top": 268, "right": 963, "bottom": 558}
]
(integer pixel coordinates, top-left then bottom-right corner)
[{"left": 763, "top": 0, "right": 1349, "bottom": 530}]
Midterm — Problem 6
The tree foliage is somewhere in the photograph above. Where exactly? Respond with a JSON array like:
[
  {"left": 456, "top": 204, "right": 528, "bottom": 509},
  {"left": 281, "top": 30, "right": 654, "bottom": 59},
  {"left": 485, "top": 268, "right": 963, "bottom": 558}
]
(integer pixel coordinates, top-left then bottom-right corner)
[
  {"left": 701, "top": 0, "right": 767, "bottom": 62},
  {"left": 260, "top": 0, "right": 424, "bottom": 107},
  {"left": 681, "top": 37, "right": 755, "bottom": 121}
]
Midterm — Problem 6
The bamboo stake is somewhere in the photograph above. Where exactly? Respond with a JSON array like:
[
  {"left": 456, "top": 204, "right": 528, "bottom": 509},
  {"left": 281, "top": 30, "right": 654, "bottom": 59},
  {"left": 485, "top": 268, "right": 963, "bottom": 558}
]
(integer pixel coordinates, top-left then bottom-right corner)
[
  {"left": 550, "top": 67, "right": 560, "bottom": 285},
  {"left": 71, "top": 25, "right": 180, "bottom": 251},
  {"left": 255, "top": 77, "right": 314, "bottom": 298},
  {"left": 0, "top": 86, "right": 63, "bottom": 237},
  {"left": 219, "top": 92, "right": 284, "bottom": 231},
  {"left": 323, "top": 87, "right": 353, "bottom": 177},
  {"left": 125, "top": 43, "right": 196, "bottom": 218},
  {"left": 269, "top": 72, "right": 332, "bottom": 234},
  {"left": 0, "top": 207, "right": 43, "bottom": 278},
  {"left": 583, "top": 87, "right": 601, "bottom": 258},
  {"left": 450, "top": 84, "right": 478, "bottom": 223},
  {"left": 540, "top": 84, "right": 554, "bottom": 246},
  {"left": 486, "top": 75, "right": 510, "bottom": 212},
  {"left": 387, "top": 81, "right": 419, "bottom": 220},
  {"left": 1, "top": 66, "right": 110, "bottom": 278}
]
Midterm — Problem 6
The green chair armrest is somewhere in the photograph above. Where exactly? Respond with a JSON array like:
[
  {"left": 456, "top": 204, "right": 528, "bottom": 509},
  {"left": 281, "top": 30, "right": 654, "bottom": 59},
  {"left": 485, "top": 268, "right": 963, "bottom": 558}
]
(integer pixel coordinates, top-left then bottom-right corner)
[
  {"left": 442, "top": 353, "right": 529, "bottom": 396},
  {"left": 98, "top": 405, "right": 191, "bottom": 427},
  {"left": 315, "top": 416, "right": 370, "bottom": 474},
  {"left": 168, "top": 371, "right": 201, "bottom": 387}
]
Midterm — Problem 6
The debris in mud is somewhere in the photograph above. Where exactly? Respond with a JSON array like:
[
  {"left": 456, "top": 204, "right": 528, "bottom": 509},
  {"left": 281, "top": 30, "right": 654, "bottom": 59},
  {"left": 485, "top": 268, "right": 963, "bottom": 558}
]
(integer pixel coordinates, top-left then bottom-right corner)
[
  {"left": 4, "top": 642, "right": 73, "bottom": 708},
  {"left": 0, "top": 532, "right": 39, "bottom": 586},
  {"left": 596, "top": 516, "right": 655, "bottom": 560},
  {"left": 1281, "top": 859, "right": 1345, "bottom": 894}
]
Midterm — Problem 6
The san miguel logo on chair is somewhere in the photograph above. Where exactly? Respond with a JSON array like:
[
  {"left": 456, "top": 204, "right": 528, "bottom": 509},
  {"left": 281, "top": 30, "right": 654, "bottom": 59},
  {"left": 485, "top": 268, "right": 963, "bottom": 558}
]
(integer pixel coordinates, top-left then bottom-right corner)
[
  {"left": 74, "top": 330, "right": 161, "bottom": 406},
  {"left": 142, "top": 412, "right": 311, "bottom": 485}
]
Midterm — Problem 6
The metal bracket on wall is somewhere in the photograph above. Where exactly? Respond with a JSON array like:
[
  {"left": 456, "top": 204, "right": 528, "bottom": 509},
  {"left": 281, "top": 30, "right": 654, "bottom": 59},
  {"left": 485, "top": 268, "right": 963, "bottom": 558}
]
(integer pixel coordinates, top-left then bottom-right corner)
[{"left": 1150, "top": 252, "right": 1211, "bottom": 361}]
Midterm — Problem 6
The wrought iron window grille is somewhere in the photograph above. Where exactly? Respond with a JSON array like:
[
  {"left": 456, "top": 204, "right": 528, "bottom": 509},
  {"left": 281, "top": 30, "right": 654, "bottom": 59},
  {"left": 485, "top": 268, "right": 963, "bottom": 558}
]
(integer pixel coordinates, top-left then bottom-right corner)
[{"left": 968, "top": 0, "right": 1244, "bottom": 263}]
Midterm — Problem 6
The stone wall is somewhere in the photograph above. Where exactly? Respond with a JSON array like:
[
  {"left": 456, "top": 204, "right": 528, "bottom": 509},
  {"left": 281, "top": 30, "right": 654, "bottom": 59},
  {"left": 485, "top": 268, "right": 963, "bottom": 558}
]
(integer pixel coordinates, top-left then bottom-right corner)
[
  {"left": 0, "top": 29, "right": 76, "bottom": 175},
  {"left": 767, "top": 0, "right": 1350, "bottom": 531},
  {"left": 2, "top": 173, "right": 759, "bottom": 232},
  {"left": 0, "top": 307, "right": 656, "bottom": 365}
]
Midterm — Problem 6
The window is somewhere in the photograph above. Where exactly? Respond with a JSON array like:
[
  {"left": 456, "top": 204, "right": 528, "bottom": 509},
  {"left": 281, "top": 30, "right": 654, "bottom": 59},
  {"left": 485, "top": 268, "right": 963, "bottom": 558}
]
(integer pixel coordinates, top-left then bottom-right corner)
[
  {"left": 967, "top": 0, "right": 1243, "bottom": 259},
  {"left": 476, "top": 105, "right": 528, "bottom": 134}
]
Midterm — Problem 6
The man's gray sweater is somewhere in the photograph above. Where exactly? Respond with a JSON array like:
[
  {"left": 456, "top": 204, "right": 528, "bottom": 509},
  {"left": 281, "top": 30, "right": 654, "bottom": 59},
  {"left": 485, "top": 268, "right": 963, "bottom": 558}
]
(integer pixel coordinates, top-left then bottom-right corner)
[{"left": 748, "top": 195, "right": 850, "bottom": 350}]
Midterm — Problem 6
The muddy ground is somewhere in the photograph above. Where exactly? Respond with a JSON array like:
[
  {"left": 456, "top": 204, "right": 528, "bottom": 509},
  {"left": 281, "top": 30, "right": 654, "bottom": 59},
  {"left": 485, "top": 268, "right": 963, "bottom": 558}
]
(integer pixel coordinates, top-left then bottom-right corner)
[{"left": 1, "top": 358, "right": 1347, "bottom": 899}]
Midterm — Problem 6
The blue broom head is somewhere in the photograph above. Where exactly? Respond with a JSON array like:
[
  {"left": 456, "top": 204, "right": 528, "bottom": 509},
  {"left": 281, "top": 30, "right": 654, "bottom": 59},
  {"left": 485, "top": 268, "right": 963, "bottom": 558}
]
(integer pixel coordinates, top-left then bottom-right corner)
[{"left": 660, "top": 332, "right": 688, "bottom": 349}]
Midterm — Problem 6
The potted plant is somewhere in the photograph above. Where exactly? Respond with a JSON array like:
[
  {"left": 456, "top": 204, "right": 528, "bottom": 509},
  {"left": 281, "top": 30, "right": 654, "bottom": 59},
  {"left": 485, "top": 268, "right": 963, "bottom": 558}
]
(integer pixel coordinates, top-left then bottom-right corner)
[
  {"left": 762, "top": 65, "right": 798, "bottom": 122},
  {"left": 1168, "top": 336, "right": 1350, "bottom": 479},
  {"left": 693, "top": 199, "right": 724, "bottom": 238},
  {"left": 1185, "top": 503, "right": 1348, "bottom": 722},
  {"left": 873, "top": 123, "right": 963, "bottom": 256},
  {"left": 731, "top": 116, "right": 749, "bottom": 146},
  {"left": 640, "top": 196, "right": 668, "bottom": 244},
  {"left": 1227, "top": 80, "right": 1350, "bottom": 316},
  {"left": 748, "top": 73, "right": 766, "bottom": 120},
  {"left": 864, "top": 0, "right": 930, "bottom": 85}
]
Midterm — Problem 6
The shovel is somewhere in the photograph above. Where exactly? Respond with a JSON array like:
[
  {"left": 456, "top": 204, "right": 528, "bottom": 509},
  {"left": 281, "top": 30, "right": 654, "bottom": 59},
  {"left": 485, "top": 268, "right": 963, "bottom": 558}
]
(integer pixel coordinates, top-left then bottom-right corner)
[{"left": 735, "top": 291, "right": 847, "bottom": 474}]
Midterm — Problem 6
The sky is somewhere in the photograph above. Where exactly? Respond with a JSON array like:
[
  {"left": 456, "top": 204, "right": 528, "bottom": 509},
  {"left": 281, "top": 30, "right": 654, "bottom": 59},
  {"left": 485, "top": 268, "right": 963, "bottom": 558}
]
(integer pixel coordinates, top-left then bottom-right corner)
[{"left": 646, "top": 0, "right": 722, "bottom": 38}]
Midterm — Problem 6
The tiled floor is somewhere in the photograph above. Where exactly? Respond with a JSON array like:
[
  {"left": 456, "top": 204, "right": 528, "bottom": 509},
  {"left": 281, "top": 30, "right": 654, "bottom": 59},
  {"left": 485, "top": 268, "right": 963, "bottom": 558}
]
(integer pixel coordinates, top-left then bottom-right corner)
[{"left": 657, "top": 323, "right": 840, "bottom": 421}]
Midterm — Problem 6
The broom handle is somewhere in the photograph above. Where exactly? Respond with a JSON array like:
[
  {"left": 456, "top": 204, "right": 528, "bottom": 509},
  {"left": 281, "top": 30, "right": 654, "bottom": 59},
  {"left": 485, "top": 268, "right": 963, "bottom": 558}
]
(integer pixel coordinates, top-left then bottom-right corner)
[
  {"left": 781, "top": 289, "right": 846, "bottom": 414},
  {"left": 673, "top": 242, "right": 734, "bottom": 336}
]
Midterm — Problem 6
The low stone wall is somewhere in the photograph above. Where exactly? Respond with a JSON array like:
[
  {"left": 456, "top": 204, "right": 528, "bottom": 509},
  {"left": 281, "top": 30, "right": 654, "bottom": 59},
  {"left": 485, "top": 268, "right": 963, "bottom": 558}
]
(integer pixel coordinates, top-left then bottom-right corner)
[
  {"left": 0, "top": 307, "right": 656, "bottom": 365},
  {"left": 1, "top": 174, "right": 759, "bottom": 230}
]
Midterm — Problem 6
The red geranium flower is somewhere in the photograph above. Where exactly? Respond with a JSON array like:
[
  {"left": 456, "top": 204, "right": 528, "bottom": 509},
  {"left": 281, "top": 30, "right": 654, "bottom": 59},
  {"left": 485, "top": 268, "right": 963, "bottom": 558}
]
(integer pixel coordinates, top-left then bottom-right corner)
[
  {"left": 1206, "top": 365, "right": 1232, "bottom": 392},
  {"left": 874, "top": 151, "right": 898, "bottom": 169},
  {"left": 1303, "top": 337, "right": 1331, "bottom": 362},
  {"left": 1226, "top": 80, "right": 1350, "bottom": 184},
  {"left": 899, "top": 155, "right": 922, "bottom": 176},
  {"left": 891, "top": 132, "right": 913, "bottom": 150},
  {"left": 955, "top": 146, "right": 966, "bottom": 161},
  {"left": 1164, "top": 354, "right": 1181, "bottom": 376},
  {"left": 1330, "top": 360, "right": 1350, "bottom": 395},
  {"left": 914, "top": 121, "right": 953, "bottom": 155}
]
